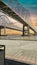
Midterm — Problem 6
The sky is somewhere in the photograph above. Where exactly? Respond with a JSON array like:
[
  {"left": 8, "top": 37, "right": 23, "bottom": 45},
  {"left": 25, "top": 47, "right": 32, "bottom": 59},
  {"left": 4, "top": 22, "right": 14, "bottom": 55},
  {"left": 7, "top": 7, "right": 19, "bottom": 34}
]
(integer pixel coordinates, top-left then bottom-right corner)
[
  {"left": 2, "top": 0, "right": 37, "bottom": 28},
  {"left": 3, "top": 0, "right": 37, "bottom": 14},
  {"left": 18, "top": 0, "right": 37, "bottom": 28}
]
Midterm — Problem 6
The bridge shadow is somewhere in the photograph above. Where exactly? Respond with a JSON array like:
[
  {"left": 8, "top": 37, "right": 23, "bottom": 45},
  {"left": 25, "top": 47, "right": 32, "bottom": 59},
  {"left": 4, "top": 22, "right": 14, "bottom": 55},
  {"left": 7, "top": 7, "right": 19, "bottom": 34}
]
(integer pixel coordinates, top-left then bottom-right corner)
[{"left": 5, "top": 59, "right": 31, "bottom": 65}]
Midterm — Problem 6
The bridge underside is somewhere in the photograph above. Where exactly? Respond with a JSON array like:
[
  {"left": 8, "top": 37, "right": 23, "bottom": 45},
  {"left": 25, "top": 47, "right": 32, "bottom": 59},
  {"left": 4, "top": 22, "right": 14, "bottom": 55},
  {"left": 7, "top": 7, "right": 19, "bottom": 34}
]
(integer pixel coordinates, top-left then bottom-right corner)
[
  {"left": 0, "top": 26, "right": 22, "bottom": 35},
  {"left": 0, "top": 1, "right": 36, "bottom": 36},
  {"left": 0, "top": 25, "right": 31, "bottom": 36}
]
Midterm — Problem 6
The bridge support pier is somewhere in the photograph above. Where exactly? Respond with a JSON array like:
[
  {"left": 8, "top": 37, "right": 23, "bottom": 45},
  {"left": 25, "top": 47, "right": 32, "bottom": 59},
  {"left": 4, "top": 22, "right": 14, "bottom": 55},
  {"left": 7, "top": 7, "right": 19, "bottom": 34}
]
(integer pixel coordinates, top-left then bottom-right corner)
[
  {"left": 0, "top": 28, "right": 1, "bottom": 36},
  {"left": 0, "top": 26, "right": 6, "bottom": 36},
  {"left": 22, "top": 24, "right": 29, "bottom": 36}
]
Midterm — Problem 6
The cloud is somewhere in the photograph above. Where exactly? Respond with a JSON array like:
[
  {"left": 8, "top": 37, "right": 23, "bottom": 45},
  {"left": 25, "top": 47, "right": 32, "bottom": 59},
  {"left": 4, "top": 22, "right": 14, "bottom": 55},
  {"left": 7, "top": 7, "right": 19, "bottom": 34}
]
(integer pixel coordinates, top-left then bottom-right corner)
[{"left": 30, "top": 14, "right": 37, "bottom": 28}]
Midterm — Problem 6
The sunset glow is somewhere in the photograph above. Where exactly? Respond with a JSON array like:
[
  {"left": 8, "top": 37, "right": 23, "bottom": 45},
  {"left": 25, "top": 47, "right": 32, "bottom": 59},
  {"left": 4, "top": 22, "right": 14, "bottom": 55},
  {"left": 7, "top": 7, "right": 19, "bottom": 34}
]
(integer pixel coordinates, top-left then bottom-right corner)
[{"left": 30, "top": 14, "right": 37, "bottom": 28}]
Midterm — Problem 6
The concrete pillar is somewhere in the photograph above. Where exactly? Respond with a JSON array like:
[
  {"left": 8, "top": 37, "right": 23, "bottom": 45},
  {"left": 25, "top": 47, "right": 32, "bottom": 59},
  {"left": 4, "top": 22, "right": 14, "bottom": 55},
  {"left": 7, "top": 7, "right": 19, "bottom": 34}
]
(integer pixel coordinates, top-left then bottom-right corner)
[
  {"left": 22, "top": 24, "right": 24, "bottom": 36},
  {"left": 0, "top": 29, "right": 1, "bottom": 36},
  {"left": 22, "top": 24, "right": 29, "bottom": 36}
]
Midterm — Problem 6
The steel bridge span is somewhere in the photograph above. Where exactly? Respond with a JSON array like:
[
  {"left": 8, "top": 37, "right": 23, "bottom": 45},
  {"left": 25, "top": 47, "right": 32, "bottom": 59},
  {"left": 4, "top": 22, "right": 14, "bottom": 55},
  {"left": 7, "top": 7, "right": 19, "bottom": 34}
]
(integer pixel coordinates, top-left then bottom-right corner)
[{"left": 0, "top": 0, "right": 37, "bottom": 36}]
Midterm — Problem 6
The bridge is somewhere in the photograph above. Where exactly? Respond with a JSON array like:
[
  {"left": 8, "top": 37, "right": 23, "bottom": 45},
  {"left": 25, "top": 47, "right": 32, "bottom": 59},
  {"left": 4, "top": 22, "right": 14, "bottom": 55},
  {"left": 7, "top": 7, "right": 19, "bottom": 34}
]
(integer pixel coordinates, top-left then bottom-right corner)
[
  {"left": 0, "top": 11, "right": 22, "bottom": 35},
  {"left": 0, "top": 0, "right": 37, "bottom": 36}
]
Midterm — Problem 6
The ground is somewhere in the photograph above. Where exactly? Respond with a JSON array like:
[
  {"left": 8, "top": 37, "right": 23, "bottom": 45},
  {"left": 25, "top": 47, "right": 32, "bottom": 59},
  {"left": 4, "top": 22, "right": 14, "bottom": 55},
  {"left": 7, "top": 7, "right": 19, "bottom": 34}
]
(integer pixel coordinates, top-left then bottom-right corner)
[{"left": 0, "top": 40, "right": 37, "bottom": 65}]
